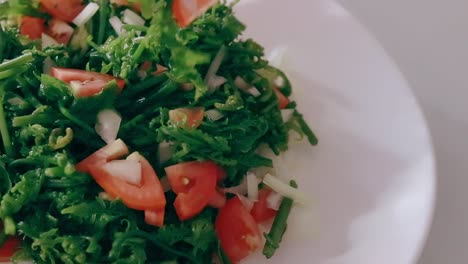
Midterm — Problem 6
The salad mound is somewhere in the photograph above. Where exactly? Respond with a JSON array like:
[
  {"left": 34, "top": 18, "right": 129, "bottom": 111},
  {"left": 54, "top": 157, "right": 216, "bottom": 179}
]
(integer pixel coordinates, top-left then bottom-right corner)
[{"left": 0, "top": 0, "right": 317, "bottom": 263}]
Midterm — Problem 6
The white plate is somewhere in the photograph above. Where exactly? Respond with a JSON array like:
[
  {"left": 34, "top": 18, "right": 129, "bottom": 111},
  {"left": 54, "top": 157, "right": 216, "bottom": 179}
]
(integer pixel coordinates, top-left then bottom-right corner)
[{"left": 234, "top": 0, "right": 436, "bottom": 263}]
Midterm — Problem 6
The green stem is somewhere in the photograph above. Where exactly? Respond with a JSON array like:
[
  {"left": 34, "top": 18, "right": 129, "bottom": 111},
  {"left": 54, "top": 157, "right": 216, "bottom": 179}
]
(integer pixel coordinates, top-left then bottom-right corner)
[
  {"left": 0, "top": 66, "right": 28, "bottom": 80},
  {"left": 0, "top": 84, "right": 13, "bottom": 156},
  {"left": 97, "top": 0, "right": 109, "bottom": 45},
  {"left": 58, "top": 102, "right": 95, "bottom": 134},
  {"left": 0, "top": 53, "right": 33, "bottom": 72},
  {"left": 293, "top": 111, "right": 318, "bottom": 145},
  {"left": 122, "top": 231, "right": 202, "bottom": 264},
  {"left": 263, "top": 180, "right": 297, "bottom": 258}
]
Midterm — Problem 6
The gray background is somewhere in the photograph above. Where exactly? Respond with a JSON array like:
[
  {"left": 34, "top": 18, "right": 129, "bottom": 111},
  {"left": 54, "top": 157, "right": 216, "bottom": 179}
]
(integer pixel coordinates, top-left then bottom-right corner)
[{"left": 341, "top": 0, "right": 468, "bottom": 263}]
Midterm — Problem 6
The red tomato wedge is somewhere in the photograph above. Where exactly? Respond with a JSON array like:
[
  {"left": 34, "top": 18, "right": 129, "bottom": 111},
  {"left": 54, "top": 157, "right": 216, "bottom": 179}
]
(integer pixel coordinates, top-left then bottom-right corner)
[
  {"left": 45, "top": 19, "right": 74, "bottom": 44},
  {"left": 169, "top": 107, "right": 204, "bottom": 128},
  {"left": 40, "top": 0, "right": 84, "bottom": 22},
  {"left": 51, "top": 67, "right": 126, "bottom": 97},
  {"left": 172, "top": 0, "right": 217, "bottom": 27},
  {"left": 215, "top": 196, "right": 263, "bottom": 262},
  {"left": 272, "top": 86, "right": 290, "bottom": 109},
  {"left": 110, "top": 0, "right": 141, "bottom": 12},
  {"left": 250, "top": 189, "right": 278, "bottom": 223},
  {"left": 144, "top": 207, "right": 165, "bottom": 227},
  {"left": 0, "top": 236, "right": 21, "bottom": 262},
  {"left": 165, "top": 161, "right": 222, "bottom": 220},
  {"left": 207, "top": 188, "right": 226, "bottom": 208},
  {"left": 75, "top": 139, "right": 129, "bottom": 173},
  {"left": 88, "top": 152, "right": 166, "bottom": 211},
  {"left": 20, "top": 16, "right": 45, "bottom": 40}
]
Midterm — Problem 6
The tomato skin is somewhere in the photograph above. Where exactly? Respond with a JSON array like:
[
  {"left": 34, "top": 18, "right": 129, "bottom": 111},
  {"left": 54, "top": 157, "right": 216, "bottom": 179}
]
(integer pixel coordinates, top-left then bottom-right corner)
[
  {"left": 51, "top": 67, "right": 126, "bottom": 97},
  {"left": 45, "top": 18, "right": 74, "bottom": 44},
  {"left": 0, "top": 236, "right": 20, "bottom": 261},
  {"left": 272, "top": 86, "right": 290, "bottom": 109},
  {"left": 172, "top": 0, "right": 217, "bottom": 27},
  {"left": 144, "top": 207, "right": 165, "bottom": 227},
  {"left": 88, "top": 153, "right": 166, "bottom": 211},
  {"left": 40, "top": 0, "right": 84, "bottom": 22},
  {"left": 215, "top": 196, "right": 263, "bottom": 262},
  {"left": 250, "top": 189, "right": 278, "bottom": 223},
  {"left": 20, "top": 16, "right": 45, "bottom": 40},
  {"left": 75, "top": 139, "right": 129, "bottom": 173},
  {"left": 165, "top": 161, "right": 222, "bottom": 220},
  {"left": 169, "top": 107, "right": 204, "bottom": 128},
  {"left": 207, "top": 188, "right": 226, "bottom": 208}
]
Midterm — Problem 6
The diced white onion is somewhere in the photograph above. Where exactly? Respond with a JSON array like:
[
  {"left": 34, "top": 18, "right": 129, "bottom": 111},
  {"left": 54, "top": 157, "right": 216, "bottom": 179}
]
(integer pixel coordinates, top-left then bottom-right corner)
[
  {"left": 281, "top": 109, "right": 294, "bottom": 123},
  {"left": 247, "top": 87, "right": 261, "bottom": 97},
  {"left": 224, "top": 178, "right": 247, "bottom": 196},
  {"left": 101, "top": 159, "right": 142, "bottom": 186},
  {"left": 263, "top": 173, "right": 308, "bottom": 205},
  {"left": 234, "top": 76, "right": 250, "bottom": 90},
  {"left": 122, "top": 9, "right": 145, "bottom": 26},
  {"left": 109, "top": 16, "right": 125, "bottom": 36},
  {"left": 70, "top": 81, "right": 83, "bottom": 95},
  {"left": 41, "top": 33, "right": 59, "bottom": 49},
  {"left": 158, "top": 141, "right": 173, "bottom": 164},
  {"left": 246, "top": 172, "right": 259, "bottom": 201},
  {"left": 237, "top": 194, "right": 254, "bottom": 211},
  {"left": 43, "top": 57, "right": 56, "bottom": 75},
  {"left": 204, "top": 109, "right": 224, "bottom": 121},
  {"left": 73, "top": 2, "right": 100, "bottom": 27},
  {"left": 204, "top": 46, "right": 226, "bottom": 92},
  {"left": 160, "top": 176, "right": 171, "bottom": 192},
  {"left": 266, "top": 191, "right": 283, "bottom": 210},
  {"left": 207, "top": 75, "right": 227, "bottom": 92},
  {"left": 98, "top": 192, "right": 115, "bottom": 201},
  {"left": 95, "top": 109, "right": 122, "bottom": 144}
]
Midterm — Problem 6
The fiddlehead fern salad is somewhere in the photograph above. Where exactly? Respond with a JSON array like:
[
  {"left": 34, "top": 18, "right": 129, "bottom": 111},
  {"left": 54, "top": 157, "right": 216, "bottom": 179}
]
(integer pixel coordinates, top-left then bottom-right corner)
[{"left": 0, "top": 0, "right": 318, "bottom": 263}]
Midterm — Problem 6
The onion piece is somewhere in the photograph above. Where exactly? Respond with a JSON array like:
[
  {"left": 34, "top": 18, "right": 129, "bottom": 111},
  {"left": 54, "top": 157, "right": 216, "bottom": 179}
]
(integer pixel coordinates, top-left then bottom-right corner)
[
  {"left": 263, "top": 173, "right": 308, "bottom": 205},
  {"left": 101, "top": 159, "right": 142, "bottom": 186},
  {"left": 266, "top": 191, "right": 283, "bottom": 210},
  {"left": 234, "top": 76, "right": 250, "bottom": 90},
  {"left": 43, "top": 57, "right": 56, "bottom": 75},
  {"left": 41, "top": 33, "right": 59, "bottom": 49},
  {"left": 224, "top": 178, "right": 247, "bottom": 196},
  {"left": 204, "top": 109, "right": 224, "bottom": 121},
  {"left": 204, "top": 46, "right": 226, "bottom": 92},
  {"left": 73, "top": 2, "right": 100, "bottom": 27},
  {"left": 237, "top": 194, "right": 254, "bottom": 212},
  {"left": 98, "top": 192, "right": 115, "bottom": 201},
  {"left": 281, "top": 109, "right": 294, "bottom": 123},
  {"left": 122, "top": 9, "right": 145, "bottom": 26},
  {"left": 247, "top": 87, "right": 261, "bottom": 97},
  {"left": 109, "top": 16, "right": 125, "bottom": 36},
  {"left": 246, "top": 172, "right": 259, "bottom": 201},
  {"left": 158, "top": 141, "right": 173, "bottom": 164},
  {"left": 95, "top": 109, "right": 122, "bottom": 144},
  {"left": 207, "top": 75, "right": 227, "bottom": 92}
]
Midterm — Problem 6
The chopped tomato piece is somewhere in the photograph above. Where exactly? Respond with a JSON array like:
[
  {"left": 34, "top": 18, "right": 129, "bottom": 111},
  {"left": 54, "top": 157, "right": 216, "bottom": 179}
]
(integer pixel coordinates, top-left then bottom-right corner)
[
  {"left": 250, "top": 189, "right": 278, "bottom": 223},
  {"left": 40, "top": 0, "right": 84, "bottom": 22},
  {"left": 208, "top": 188, "right": 226, "bottom": 208},
  {"left": 0, "top": 236, "right": 20, "bottom": 262},
  {"left": 88, "top": 152, "right": 166, "bottom": 211},
  {"left": 169, "top": 107, "right": 204, "bottom": 128},
  {"left": 215, "top": 196, "right": 263, "bottom": 262},
  {"left": 144, "top": 207, "right": 165, "bottom": 227},
  {"left": 110, "top": 0, "right": 141, "bottom": 12},
  {"left": 172, "top": 0, "right": 217, "bottom": 27},
  {"left": 51, "top": 67, "right": 126, "bottom": 97},
  {"left": 165, "top": 161, "right": 222, "bottom": 220},
  {"left": 272, "top": 86, "right": 290, "bottom": 109},
  {"left": 75, "top": 139, "right": 129, "bottom": 173},
  {"left": 20, "top": 16, "right": 45, "bottom": 40},
  {"left": 45, "top": 18, "right": 74, "bottom": 44}
]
